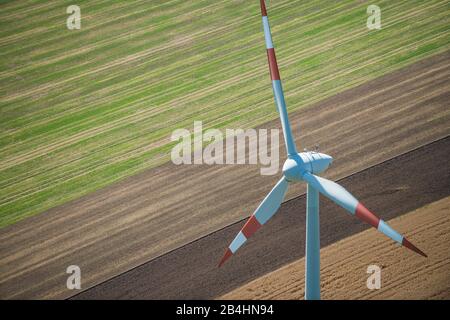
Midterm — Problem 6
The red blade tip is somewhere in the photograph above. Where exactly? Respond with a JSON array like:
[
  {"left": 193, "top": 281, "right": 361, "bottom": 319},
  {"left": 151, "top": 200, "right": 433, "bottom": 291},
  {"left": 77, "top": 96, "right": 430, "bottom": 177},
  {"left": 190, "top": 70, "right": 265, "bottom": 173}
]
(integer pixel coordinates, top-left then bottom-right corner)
[
  {"left": 260, "top": 0, "right": 267, "bottom": 16},
  {"left": 218, "top": 248, "right": 233, "bottom": 268},
  {"left": 402, "top": 238, "right": 427, "bottom": 257}
]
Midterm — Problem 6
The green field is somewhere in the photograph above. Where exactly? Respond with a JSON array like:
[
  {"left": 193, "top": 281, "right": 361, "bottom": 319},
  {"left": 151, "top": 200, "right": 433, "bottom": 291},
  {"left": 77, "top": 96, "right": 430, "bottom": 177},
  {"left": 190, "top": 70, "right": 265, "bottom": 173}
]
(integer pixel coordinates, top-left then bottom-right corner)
[{"left": 0, "top": 0, "right": 449, "bottom": 227}]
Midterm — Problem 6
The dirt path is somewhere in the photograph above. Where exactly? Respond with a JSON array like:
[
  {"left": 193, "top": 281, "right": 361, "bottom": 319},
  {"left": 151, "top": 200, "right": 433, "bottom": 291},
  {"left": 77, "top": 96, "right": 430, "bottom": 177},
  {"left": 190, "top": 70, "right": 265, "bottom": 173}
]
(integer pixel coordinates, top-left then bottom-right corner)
[
  {"left": 222, "top": 197, "right": 450, "bottom": 300},
  {"left": 73, "top": 137, "right": 450, "bottom": 299},
  {"left": 1, "top": 53, "right": 449, "bottom": 299}
]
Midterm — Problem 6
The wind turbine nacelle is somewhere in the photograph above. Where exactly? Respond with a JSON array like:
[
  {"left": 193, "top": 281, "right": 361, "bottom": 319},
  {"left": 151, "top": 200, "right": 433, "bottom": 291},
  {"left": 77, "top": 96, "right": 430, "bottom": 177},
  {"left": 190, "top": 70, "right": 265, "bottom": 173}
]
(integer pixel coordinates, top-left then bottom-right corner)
[{"left": 282, "top": 152, "right": 333, "bottom": 181}]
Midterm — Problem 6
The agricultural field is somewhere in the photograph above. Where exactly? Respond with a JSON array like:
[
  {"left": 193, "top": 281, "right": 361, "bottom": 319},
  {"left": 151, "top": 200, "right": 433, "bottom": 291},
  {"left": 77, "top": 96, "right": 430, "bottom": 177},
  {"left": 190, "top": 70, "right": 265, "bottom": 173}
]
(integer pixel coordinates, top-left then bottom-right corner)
[
  {"left": 2, "top": 51, "right": 447, "bottom": 299},
  {"left": 68, "top": 135, "right": 450, "bottom": 300},
  {"left": 1, "top": 0, "right": 449, "bottom": 227}
]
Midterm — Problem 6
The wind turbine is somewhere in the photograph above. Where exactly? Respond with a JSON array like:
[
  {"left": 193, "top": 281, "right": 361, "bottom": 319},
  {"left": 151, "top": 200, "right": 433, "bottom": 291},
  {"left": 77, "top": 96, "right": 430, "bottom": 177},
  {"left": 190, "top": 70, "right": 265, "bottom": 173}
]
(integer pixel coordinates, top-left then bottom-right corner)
[{"left": 218, "top": 0, "right": 427, "bottom": 300}]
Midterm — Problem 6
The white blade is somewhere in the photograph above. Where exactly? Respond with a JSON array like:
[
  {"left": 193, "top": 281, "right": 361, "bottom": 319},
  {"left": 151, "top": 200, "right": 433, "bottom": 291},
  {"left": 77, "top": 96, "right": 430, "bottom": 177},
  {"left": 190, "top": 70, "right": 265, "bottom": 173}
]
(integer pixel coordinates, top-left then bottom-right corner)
[
  {"left": 219, "top": 177, "right": 289, "bottom": 267},
  {"left": 302, "top": 172, "right": 426, "bottom": 257}
]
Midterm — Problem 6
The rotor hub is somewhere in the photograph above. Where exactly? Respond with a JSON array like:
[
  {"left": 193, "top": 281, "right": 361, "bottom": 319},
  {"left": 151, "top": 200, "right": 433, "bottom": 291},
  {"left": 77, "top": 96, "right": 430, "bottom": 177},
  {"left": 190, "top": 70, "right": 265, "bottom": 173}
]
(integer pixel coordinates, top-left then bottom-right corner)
[{"left": 282, "top": 152, "right": 333, "bottom": 182}]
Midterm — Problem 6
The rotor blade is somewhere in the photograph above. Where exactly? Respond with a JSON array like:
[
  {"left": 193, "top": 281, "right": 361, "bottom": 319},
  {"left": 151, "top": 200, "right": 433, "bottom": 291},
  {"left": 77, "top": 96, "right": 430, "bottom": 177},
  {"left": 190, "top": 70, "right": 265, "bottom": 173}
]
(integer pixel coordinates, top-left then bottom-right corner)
[
  {"left": 301, "top": 172, "right": 427, "bottom": 257},
  {"left": 260, "top": 0, "right": 297, "bottom": 156},
  {"left": 218, "top": 176, "right": 289, "bottom": 267}
]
